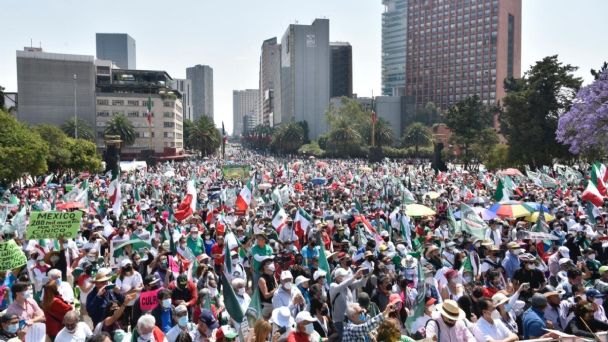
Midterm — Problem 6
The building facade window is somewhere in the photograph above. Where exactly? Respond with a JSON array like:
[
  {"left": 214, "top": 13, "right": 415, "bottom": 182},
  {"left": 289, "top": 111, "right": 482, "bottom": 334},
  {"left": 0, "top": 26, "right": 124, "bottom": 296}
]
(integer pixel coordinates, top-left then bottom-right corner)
[
  {"left": 112, "top": 100, "right": 124, "bottom": 106},
  {"left": 97, "top": 111, "right": 110, "bottom": 117},
  {"left": 127, "top": 100, "right": 140, "bottom": 106},
  {"left": 163, "top": 122, "right": 175, "bottom": 128},
  {"left": 97, "top": 99, "right": 109, "bottom": 105},
  {"left": 127, "top": 111, "right": 139, "bottom": 117}
]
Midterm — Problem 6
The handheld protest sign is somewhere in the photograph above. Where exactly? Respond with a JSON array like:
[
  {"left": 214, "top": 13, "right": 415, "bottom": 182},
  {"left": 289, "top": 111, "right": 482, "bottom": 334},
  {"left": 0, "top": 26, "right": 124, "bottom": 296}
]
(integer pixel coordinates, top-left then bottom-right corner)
[{"left": 26, "top": 211, "right": 83, "bottom": 239}]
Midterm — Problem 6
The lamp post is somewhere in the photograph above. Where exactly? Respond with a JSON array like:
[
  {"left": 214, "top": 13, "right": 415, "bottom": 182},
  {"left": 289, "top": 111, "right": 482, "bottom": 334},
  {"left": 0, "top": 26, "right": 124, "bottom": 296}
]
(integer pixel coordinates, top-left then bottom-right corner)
[{"left": 73, "top": 74, "right": 78, "bottom": 139}]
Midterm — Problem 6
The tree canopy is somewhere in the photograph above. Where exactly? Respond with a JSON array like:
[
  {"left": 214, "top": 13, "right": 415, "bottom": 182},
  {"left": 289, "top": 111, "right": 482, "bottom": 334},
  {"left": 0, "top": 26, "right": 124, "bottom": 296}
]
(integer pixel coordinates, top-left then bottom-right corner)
[
  {"left": 105, "top": 113, "right": 136, "bottom": 146},
  {"left": 187, "top": 116, "right": 220, "bottom": 156},
  {"left": 62, "top": 117, "right": 95, "bottom": 141}
]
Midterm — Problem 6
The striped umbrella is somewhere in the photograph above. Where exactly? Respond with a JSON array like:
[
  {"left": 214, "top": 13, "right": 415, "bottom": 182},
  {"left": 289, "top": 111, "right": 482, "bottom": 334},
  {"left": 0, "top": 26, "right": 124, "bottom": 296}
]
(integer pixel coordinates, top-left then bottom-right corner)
[{"left": 489, "top": 200, "right": 535, "bottom": 218}]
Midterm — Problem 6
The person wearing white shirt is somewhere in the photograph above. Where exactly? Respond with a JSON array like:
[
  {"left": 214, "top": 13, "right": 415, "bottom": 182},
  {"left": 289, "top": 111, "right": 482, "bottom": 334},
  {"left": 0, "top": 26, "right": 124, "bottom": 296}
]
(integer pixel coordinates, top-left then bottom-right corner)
[
  {"left": 166, "top": 305, "right": 197, "bottom": 342},
  {"left": 278, "top": 220, "right": 299, "bottom": 244},
  {"left": 45, "top": 269, "right": 74, "bottom": 304},
  {"left": 472, "top": 298, "right": 518, "bottom": 342},
  {"left": 55, "top": 310, "right": 92, "bottom": 342},
  {"left": 426, "top": 300, "right": 476, "bottom": 342},
  {"left": 115, "top": 259, "right": 144, "bottom": 326},
  {"left": 272, "top": 271, "right": 305, "bottom": 316},
  {"left": 232, "top": 278, "right": 251, "bottom": 315},
  {"left": 411, "top": 298, "right": 437, "bottom": 335}
]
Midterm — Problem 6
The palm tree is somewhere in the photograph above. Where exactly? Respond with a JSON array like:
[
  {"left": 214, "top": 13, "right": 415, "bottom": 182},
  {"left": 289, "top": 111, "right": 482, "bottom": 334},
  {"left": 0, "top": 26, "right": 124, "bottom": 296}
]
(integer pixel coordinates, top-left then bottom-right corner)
[
  {"left": 328, "top": 119, "right": 363, "bottom": 156},
  {"left": 402, "top": 122, "right": 433, "bottom": 154},
  {"left": 62, "top": 118, "right": 95, "bottom": 141},
  {"left": 272, "top": 123, "right": 304, "bottom": 154},
  {"left": 362, "top": 117, "right": 394, "bottom": 147},
  {"left": 187, "top": 116, "right": 220, "bottom": 156},
  {"left": 105, "top": 113, "right": 136, "bottom": 146},
  {"left": 183, "top": 119, "right": 195, "bottom": 150}
]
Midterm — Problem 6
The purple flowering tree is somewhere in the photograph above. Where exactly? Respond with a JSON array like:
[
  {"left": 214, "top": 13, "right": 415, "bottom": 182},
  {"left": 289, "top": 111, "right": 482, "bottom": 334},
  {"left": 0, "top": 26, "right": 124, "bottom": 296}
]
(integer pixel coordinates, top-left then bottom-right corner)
[{"left": 557, "top": 70, "right": 608, "bottom": 156}]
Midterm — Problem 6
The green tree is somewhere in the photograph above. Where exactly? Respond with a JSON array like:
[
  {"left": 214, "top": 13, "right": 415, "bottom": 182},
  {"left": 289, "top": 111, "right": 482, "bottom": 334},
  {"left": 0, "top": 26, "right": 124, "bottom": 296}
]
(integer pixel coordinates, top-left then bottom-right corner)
[
  {"left": 297, "top": 121, "right": 310, "bottom": 144},
  {"left": 362, "top": 117, "right": 394, "bottom": 147},
  {"left": 62, "top": 117, "right": 95, "bottom": 141},
  {"left": 0, "top": 85, "right": 4, "bottom": 110},
  {"left": 271, "top": 122, "right": 304, "bottom": 154},
  {"left": 402, "top": 122, "right": 432, "bottom": 155},
  {"left": 35, "top": 125, "right": 73, "bottom": 172},
  {"left": 445, "top": 95, "right": 496, "bottom": 169},
  {"left": 183, "top": 119, "right": 195, "bottom": 150},
  {"left": 412, "top": 102, "right": 443, "bottom": 125},
  {"left": 0, "top": 110, "right": 48, "bottom": 184},
  {"left": 105, "top": 113, "right": 136, "bottom": 146},
  {"left": 484, "top": 144, "right": 511, "bottom": 170},
  {"left": 501, "top": 55, "right": 582, "bottom": 167},
  {"left": 591, "top": 62, "right": 608, "bottom": 80},
  {"left": 67, "top": 138, "right": 102, "bottom": 172},
  {"left": 327, "top": 119, "right": 363, "bottom": 157},
  {"left": 298, "top": 141, "right": 324, "bottom": 157},
  {"left": 188, "top": 116, "right": 220, "bottom": 156},
  {"left": 470, "top": 128, "right": 500, "bottom": 167}
]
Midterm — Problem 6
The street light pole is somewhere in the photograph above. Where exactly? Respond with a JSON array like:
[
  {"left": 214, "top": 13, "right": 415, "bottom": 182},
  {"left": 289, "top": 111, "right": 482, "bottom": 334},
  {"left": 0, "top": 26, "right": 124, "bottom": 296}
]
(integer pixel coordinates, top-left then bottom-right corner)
[{"left": 73, "top": 74, "right": 78, "bottom": 139}]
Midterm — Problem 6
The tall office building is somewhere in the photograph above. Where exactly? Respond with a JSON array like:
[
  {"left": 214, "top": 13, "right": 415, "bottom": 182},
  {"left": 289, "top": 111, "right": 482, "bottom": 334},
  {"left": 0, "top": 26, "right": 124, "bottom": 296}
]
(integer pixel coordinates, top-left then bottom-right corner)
[
  {"left": 16, "top": 47, "right": 97, "bottom": 128},
  {"left": 330, "top": 42, "right": 353, "bottom": 98},
  {"left": 233, "top": 89, "right": 259, "bottom": 136},
  {"left": 186, "top": 65, "right": 214, "bottom": 121},
  {"left": 404, "top": 0, "right": 521, "bottom": 110},
  {"left": 96, "top": 33, "right": 136, "bottom": 69},
  {"left": 382, "top": 0, "right": 408, "bottom": 96},
  {"left": 259, "top": 38, "right": 281, "bottom": 126},
  {"left": 279, "top": 18, "right": 330, "bottom": 140},
  {"left": 170, "top": 79, "right": 193, "bottom": 121}
]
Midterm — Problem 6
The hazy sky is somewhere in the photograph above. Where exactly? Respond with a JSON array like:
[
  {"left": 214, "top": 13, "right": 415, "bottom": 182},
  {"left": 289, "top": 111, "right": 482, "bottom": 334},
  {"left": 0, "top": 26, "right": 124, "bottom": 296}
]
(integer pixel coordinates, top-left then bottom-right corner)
[{"left": 1, "top": 0, "right": 607, "bottom": 133}]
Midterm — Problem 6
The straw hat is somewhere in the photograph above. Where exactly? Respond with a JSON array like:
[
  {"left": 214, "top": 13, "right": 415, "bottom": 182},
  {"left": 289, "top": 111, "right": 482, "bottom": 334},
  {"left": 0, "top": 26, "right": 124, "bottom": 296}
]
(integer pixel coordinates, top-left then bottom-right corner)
[{"left": 437, "top": 299, "right": 465, "bottom": 321}]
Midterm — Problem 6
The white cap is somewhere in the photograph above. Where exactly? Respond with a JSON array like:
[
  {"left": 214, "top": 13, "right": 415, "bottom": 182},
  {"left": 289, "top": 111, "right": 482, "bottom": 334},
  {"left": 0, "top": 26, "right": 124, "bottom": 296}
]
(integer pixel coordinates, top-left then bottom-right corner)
[
  {"left": 120, "top": 259, "right": 132, "bottom": 267},
  {"left": 380, "top": 231, "right": 389, "bottom": 237},
  {"left": 295, "top": 310, "right": 317, "bottom": 324},
  {"left": 558, "top": 246, "right": 570, "bottom": 258},
  {"left": 280, "top": 270, "right": 293, "bottom": 281},
  {"left": 313, "top": 270, "right": 327, "bottom": 281},
  {"left": 334, "top": 268, "right": 349, "bottom": 278},
  {"left": 295, "top": 275, "right": 310, "bottom": 287}
]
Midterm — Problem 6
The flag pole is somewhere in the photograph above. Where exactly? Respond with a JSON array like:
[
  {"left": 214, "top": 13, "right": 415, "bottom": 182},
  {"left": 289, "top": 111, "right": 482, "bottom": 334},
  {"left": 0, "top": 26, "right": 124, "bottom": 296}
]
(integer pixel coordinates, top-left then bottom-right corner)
[{"left": 148, "top": 87, "right": 153, "bottom": 151}]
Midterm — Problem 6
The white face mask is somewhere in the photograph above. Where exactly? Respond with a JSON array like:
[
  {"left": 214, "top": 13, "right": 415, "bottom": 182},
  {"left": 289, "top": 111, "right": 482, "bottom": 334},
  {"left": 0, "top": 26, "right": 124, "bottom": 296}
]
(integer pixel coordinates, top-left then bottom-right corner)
[
  {"left": 527, "top": 264, "right": 537, "bottom": 270},
  {"left": 305, "top": 323, "right": 314, "bottom": 334},
  {"left": 238, "top": 288, "right": 246, "bottom": 296},
  {"left": 595, "top": 298, "right": 604, "bottom": 306},
  {"left": 283, "top": 282, "right": 292, "bottom": 290},
  {"left": 138, "top": 333, "right": 152, "bottom": 342}
]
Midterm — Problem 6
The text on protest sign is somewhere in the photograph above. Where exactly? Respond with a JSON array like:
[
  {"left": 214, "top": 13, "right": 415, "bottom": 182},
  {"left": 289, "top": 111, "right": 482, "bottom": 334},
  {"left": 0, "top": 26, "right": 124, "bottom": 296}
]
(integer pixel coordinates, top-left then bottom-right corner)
[
  {"left": 139, "top": 288, "right": 161, "bottom": 311},
  {"left": 0, "top": 240, "right": 27, "bottom": 271},
  {"left": 26, "top": 211, "right": 83, "bottom": 239}
]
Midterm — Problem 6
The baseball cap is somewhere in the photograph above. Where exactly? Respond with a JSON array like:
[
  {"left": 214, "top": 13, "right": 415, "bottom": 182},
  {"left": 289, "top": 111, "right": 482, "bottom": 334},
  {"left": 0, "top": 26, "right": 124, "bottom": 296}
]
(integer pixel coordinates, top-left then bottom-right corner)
[
  {"left": 295, "top": 311, "right": 317, "bottom": 324},
  {"left": 313, "top": 270, "right": 326, "bottom": 281},
  {"left": 295, "top": 276, "right": 310, "bottom": 287},
  {"left": 280, "top": 270, "right": 293, "bottom": 281},
  {"left": 120, "top": 259, "right": 132, "bottom": 268},
  {"left": 586, "top": 288, "right": 606, "bottom": 299},
  {"left": 175, "top": 304, "right": 188, "bottom": 315},
  {"left": 558, "top": 246, "right": 570, "bottom": 258},
  {"left": 334, "top": 268, "right": 349, "bottom": 278},
  {"left": 199, "top": 309, "right": 219, "bottom": 329}
]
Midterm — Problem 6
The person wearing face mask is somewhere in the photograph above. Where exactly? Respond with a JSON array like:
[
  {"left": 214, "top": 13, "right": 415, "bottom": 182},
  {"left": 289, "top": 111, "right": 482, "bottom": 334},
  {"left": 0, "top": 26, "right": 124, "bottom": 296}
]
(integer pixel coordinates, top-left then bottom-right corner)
[
  {"left": 557, "top": 268, "right": 583, "bottom": 299},
  {"left": 116, "top": 258, "right": 144, "bottom": 327},
  {"left": 411, "top": 298, "right": 437, "bottom": 337},
  {"left": 154, "top": 255, "right": 173, "bottom": 287},
  {"left": 329, "top": 267, "right": 368, "bottom": 338},
  {"left": 226, "top": 251, "right": 248, "bottom": 284},
  {"left": 132, "top": 314, "right": 167, "bottom": 342},
  {"left": 6, "top": 282, "right": 45, "bottom": 330},
  {"left": 152, "top": 289, "right": 175, "bottom": 333},
  {"left": 565, "top": 299, "right": 608, "bottom": 338},
  {"left": 31, "top": 255, "right": 49, "bottom": 296},
  {"left": 286, "top": 311, "right": 320, "bottom": 342},
  {"left": 193, "top": 309, "right": 219, "bottom": 342},
  {"left": 231, "top": 278, "right": 251, "bottom": 315},
  {"left": 585, "top": 289, "right": 608, "bottom": 323},
  {"left": 170, "top": 274, "right": 198, "bottom": 313},
  {"left": 55, "top": 310, "right": 93, "bottom": 342},
  {"left": 594, "top": 265, "right": 608, "bottom": 294},
  {"left": 301, "top": 239, "right": 320, "bottom": 271},
  {"left": 259, "top": 259, "right": 278, "bottom": 319},
  {"left": 480, "top": 245, "right": 503, "bottom": 278},
  {"left": 273, "top": 271, "right": 306, "bottom": 315},
  {"left": 584, "top": 248, "right": 602, "bottom": 280},
  {"left": 512, "top": 254, "right": 546, "bottom": 302},
  {"left": 425, "top": 299, "right": 476, "bottom": 342},
  {"left": 371, "top": 276, "right": 393, "bottom": 311},
  {"left": 311, "top": 300, "right": 337, "bottom": 341},
  {"left": 0, "top": 313, "right": 21, "bottom": 342},
  {"left": 548, "top": 246, "right": 570, "bottom": 281},
  {"left": 166, "top": 305, "right": 197, "bottom": 342},
  {"left": 187, "top": 228, "right": 205, "bottom": 258},
  {"left": 502, "top": 242, "right": 522, "bottom": 280},
  {"left": 472, "top": 298, "right": 518, "bottom": 342}
]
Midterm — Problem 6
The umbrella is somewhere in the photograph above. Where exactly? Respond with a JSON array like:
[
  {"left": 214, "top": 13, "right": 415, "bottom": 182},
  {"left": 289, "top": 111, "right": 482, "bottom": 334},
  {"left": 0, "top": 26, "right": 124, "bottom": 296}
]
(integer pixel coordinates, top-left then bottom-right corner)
[
  {"left": 359, "top": 167, "right": 373, "bottom": 174},
  {"left": 311, "top": 177, "right": 327, "bottom": 186},
  {"left": 454, "top": 207, "right": 497, "bottom": 221},
  {"left": 489, "top": 201, "right": 534, "bottom": 218},
  {"left": 499, "top": 168, "right": 524, "bottom": 177},
  {"left": 526, "top": 212, "right": 555, "bottom": 222},
  {"left": 524, "top": 202, "right": 550, "bottom": 212},
  {"left": 405, "top": 204, "right": 436, "bottom": 217},
  {"left": 56, "top": 201, "right": 84, "bottom": 210},
  {"left": 424, "top": 191, "right": 441, "bottom": 200},
  {"left": 113, "top": 238, "right": 152, "bottom": 257},
  {"left": 258, "top": 183, "right": 272, "bottom": 190}
]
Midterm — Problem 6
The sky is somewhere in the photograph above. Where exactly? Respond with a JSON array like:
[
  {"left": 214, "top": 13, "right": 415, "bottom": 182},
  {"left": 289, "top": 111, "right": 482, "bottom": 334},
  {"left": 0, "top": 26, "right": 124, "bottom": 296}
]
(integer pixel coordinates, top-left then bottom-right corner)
[{"left": 1, "top": 0, "right": 607, "bottom": 134}]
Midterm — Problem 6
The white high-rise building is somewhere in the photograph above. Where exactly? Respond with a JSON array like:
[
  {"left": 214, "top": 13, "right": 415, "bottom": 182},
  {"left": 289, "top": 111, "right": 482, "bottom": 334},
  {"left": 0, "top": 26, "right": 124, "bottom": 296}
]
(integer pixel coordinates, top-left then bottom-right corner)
[
  {"left": 233, "top": 89, "right": 259, "bottom": 136},
  {"left": 171, "top": 79, "right": 193, "bottom": 121},
  {"left": 381, "top": 0, "right": 407, "bottom": 96}
]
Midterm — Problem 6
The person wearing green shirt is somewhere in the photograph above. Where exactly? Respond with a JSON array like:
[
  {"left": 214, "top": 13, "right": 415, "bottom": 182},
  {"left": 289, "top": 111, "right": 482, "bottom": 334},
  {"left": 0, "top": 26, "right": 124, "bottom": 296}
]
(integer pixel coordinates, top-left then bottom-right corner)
[
  {"left": 186, "top": 227, "right": 204, "bottom": 257},
  {"left": 251, "top": 233, "right": 273, "bottom": 274}
]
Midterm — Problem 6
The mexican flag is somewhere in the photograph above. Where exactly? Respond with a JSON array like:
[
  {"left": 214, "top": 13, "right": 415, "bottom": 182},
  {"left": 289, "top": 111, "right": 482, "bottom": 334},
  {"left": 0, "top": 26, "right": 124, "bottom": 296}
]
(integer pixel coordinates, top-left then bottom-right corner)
[
  {"left": 591, "top": 164, "right": 607, "bottom": 196},
  {"left": 584, "top": 201, "right": 600, "bottom": 225},
  {"left": 145, "top": 95, "right": 153, "bottom": 125},
  {"left": 235, "top": 177, "right": 254, "bottom": 213},
  {"left": 317, "top": 235, "right": 332, "bottom": 283},
  {"left": 582, "top": 181, "right": 605, "bottom": 207},
  {"left": 272, "top": 206, "right": 288, "bottom": 231},
  {"left": 174, "top": 180, "right": 197, "bottom": 222},
  {"left": 447, "top": 206, "right": 460, "bottom": 236},
  {"left": 108, "top": 176, "right": 122, "bottom": 218},
  {"left": 494, "top": 179, "right": 509, "bottom": 202},
  {"left": 460, "top": 252, "right": 481, "bottom": 278},
  {"left": 460, "top": 203, "right": 488, "bottom": 240},
  {"left": 294, "top": 207, "right": 312, "bottom": 235},
  {"left": 401, "top": 186, "right": 416, "bottom": 204}
]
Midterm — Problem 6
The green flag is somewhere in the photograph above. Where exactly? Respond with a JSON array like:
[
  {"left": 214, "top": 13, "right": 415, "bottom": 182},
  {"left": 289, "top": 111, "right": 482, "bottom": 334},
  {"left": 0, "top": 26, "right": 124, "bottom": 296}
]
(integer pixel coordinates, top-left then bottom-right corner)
[
  {"left": 317, "top": 236, "right": 332, "bottom": 283},
  {"left": 405, "top": 261, "right": 426, "bottom": 333},
  {"left": 533, "top": 204, "right": 549, "bottom": 233},
  {"left": 220, "top": 271, "right": 244, "bottom": 322},
  {"left": 246, "top": 287, "right": 262, "bottom": 325},
  {"left": 494, "top": 179, "right": 509, "bottom": 202},
  {"left": 585, "top": 201, "right": 599, "bottom": 225},
  {"left": 460, "top": 252, "right": 480, "bottom": 278},
  {"left": 459, "top": 203, "right": 488, "bottom": 240},
  {"left": 447, "top": 206, "right": 460, "bottom": 236}
]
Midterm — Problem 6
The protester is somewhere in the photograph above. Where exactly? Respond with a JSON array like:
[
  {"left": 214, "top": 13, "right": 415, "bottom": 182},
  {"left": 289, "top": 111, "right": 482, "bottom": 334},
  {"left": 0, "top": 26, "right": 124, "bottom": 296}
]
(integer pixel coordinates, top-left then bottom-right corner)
[
  {"left": 1, "top": 150, "right": 608, "bottom": 341},
  {"left": 0, "top": 313, "right": 21, "bottom": 342}
]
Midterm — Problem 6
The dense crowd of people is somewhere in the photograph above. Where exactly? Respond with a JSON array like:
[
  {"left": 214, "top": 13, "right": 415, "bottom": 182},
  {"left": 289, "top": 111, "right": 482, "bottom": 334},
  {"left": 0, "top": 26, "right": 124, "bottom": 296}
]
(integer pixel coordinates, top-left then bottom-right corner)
[{"left": 1, "top": 148, "right": 608, "bottom": 342}]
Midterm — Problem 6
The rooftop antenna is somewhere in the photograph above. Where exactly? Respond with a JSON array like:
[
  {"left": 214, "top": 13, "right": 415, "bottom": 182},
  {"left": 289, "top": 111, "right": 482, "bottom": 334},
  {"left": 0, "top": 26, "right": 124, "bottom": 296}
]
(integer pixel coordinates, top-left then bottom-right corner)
[{"left": 30, "top": 38, "right": 32, "bottom": 48}]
